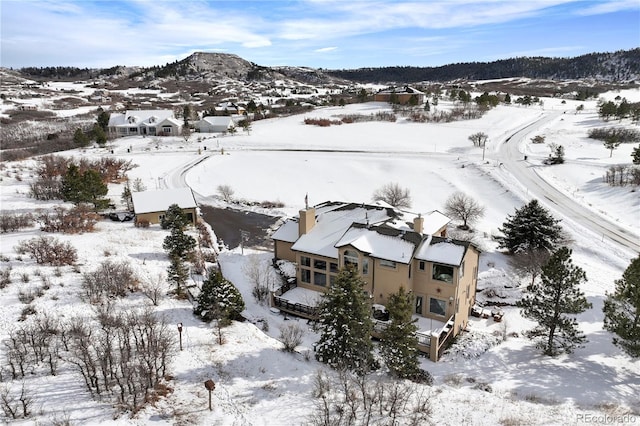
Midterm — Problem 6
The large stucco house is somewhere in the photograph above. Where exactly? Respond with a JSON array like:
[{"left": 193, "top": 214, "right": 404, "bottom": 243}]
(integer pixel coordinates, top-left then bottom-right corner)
[
  {"left": 108, "top": 110, "right": 182, "bottom": 138},
  {"left": 271, "top": 201, "right": 480, "bottom": 361}
]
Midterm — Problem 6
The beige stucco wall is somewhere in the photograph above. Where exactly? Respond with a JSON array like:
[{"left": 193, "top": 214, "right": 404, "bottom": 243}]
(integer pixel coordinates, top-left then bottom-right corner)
[
  {"left": 370, "top": 259, "right": 411, "bottom": 306},
  {"left": 452, "top": 246, "right": 480, "bottom": 334},
  {"left": 274, "top": 240, "right": 296, "bottom": 263},
  {"left": 135, "top": 208, "right": 197, "bottom": 226}
]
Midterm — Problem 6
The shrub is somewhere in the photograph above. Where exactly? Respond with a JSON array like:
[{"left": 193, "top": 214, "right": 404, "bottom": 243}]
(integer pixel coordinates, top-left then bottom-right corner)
[
  {"left": 82, "top": 260, "right": 138, "bottom": 302},
  {"left": 588, "top": 127, "right": 640, "bottom": 143},
  {"left": 37, "top": 205, "right": 99, "bottom": 233},
  {"left": 15, "top": 236, "right": 77, "bottom": 266},
  {"left": 135, "top": 218, "right": 150, "bottom": 228},
  {"left": 0, "top": 212, "right": 34, "bottom": 233},
  {"left": 279, "top": 323, "right": 305, "bottom": 352}
]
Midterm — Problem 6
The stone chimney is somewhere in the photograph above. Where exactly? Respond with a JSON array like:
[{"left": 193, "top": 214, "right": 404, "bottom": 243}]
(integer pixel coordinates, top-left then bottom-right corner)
[
  {"left": 299, "top": 207, "right": 316, "bottom": 236},
  {"left": 413, "top": 214, "right": 424, "bottom": 235}
]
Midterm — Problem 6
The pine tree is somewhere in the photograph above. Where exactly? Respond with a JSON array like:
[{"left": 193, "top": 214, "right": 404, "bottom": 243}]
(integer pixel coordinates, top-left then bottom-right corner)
[
  {"left": 162, "top": 228, "right": 196, "bottom": 260},
  {"left": 73, "top": 128, "right": 89, "bottom": 147},
  {"left": 315, "top": 266, "right": 376, "bottom": 374},
  {"left": 92, "top": 123, "right": 107, "bottom": 145},
  {"left": 498, "top": 199, "right": 563, "bottom": 254},
  {"left": 632, "top": 145, "right": 640, "bottom": 165},
  {"left": 518, "top": 247, "right": 591, "bottom": 356},
  {"left": 161, "top": 203, "right": 190, "bottom": 231},
  {"left": 380, "top": 287, "right": 421, "bottom": 379},
  {"left": 603, "top": 256, "right": 640, "bottom": 357},
  {"left": 167, "top": 256, "right": 189, "bottom": 295},
  {"left": 194, "top": 268, "right": 245, "bottom": 325},
  {"left": 60, "top": 164, "right": 109, "bottom": 209}
]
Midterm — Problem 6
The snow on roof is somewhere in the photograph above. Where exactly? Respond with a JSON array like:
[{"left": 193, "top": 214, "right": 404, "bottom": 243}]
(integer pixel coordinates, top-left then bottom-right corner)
[
  {"left": 291, "top": 204, "right": 394, "bottom": 258},
  {"left": 108, "top": 110, "right": 174, "bottom": 127},
  {"left": 415, "top": 237, "right": 467, "bottom": 266},
  {"left": 279, "top": 286, "right": 323, "bottom": 307},
  {"left": 335, "top": 226, "right": 416, "bottom": 263},
  {"left": 131, "top": 187, "right": 197, "bottom": 214},
  {"left": 200, "top": 116, "right": 233, "bottom": 125},
  {"left": 271, "top": 219, "right": 298, "bottom": 242},
  {"left": 422, "top": 210, "right": 450, "bottom": 234}
]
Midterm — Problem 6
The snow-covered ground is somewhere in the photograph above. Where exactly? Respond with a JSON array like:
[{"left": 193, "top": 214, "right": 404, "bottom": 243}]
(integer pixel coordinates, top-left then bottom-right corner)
[{"left": 1, "top": 84, "right": 639, "bottom": 425}]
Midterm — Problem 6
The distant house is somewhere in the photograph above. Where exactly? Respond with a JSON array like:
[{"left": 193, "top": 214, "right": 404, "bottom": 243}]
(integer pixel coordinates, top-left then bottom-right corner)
[
  {"left": 271, "top": 201, "right": 480, "bottom": 361},
  {"left": 374, "top": 86, "right": 425, "bottom": 105},
  {"left": 214, "top": 102, "right": 246, "bottom": 116},
  {"left": 131, "top": 188, "right": 198, "bottom": 226},
  {"left": 195, "top": 116, "right": 235, "bottom": 133},
  {"left": 108, "top": 110, "right": 182, "bottom": 138}
]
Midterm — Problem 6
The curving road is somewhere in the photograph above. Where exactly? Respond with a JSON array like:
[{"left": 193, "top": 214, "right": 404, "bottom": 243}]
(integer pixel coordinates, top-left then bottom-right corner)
[{"left": 497, "top": 111, "right": 640, "bottom": 254}]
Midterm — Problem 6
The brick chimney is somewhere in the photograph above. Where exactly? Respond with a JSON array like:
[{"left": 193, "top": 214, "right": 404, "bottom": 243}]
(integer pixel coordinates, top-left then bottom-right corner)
[
  {"left": 299, "top": 207, "right": 316, "bottom": 236},
  {"left": 413, "top": 214, "right": 424, "bottom": 235}
]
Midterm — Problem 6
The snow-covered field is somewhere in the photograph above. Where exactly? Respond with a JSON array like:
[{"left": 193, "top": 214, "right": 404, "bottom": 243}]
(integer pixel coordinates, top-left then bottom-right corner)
[{"left": 1, "top": 85, "right": 639, "bottom": 425}]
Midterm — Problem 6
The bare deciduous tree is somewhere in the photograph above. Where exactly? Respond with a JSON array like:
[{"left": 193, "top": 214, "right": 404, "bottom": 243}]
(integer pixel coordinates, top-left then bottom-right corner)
[
  {"left": 217, "top": 184, "right": 235, "bottom": 203},
  {"left": 372, "top": 182, "right": 412, "bottom": 209},
  {"left": 243, "top": 255, "right": 277, "bottom": 305},
  {"left": 509, "top": 249, "right": 551, "bottom": 287},
  {"left": 444, "top": 191, "right": 485, "bottom": 230},
  {"left": 141, "top": 272, "right": 166, "bottom": 306},
  {"left": 309, "top": 369, "right": 431, "bottom": 426},
  {"left": 468, "top": 132, "right": 488, "bottom": 147}
]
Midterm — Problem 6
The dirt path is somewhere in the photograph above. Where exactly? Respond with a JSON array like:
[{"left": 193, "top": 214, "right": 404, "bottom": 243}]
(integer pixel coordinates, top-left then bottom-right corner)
[{"left": 199, "top": 205, "right": 280, "bottom": 250}]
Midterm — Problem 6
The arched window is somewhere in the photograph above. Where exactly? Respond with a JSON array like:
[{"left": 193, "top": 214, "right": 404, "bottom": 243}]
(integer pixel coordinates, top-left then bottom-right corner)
[{"left": 343, "top": 250, "right": 359, "bottom": 269}]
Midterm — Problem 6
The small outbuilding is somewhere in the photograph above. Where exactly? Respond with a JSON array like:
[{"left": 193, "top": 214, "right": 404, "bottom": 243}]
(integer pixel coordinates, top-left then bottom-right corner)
[
  {"left": 195, "top": 116, "right": 235, "bottom": 133},
  {"left": 131, "top": 187, "right": 198, "bottom": 226}
]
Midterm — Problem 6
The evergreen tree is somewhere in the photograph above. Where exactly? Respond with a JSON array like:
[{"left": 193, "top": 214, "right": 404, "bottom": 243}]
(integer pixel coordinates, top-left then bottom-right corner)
[
  {"left": 92, "top": 123, "right": 107, "bottom": 145},
  {"left": 603, "top": 256, "right": 640, "bottom": 357},
  {"left": 161, "top": 203, "right": 190, "bottom": 231},
  {"left": 498, "top": 199, "right": 563, "bottom": 254},
  {"left": 73, "top": 128, "right": 89, "bottom": 147},
  {"left": 518, "top": 247, "right": 591, "bottom": 356},
  {"left": 603, "top": 135, "right": 622, "bottom": 158},
  {"left": 504, "top": 93, "right": 511, "bottom": 104},
  {"left": 194, "top": 268, "right": 245, "bottom": 325},
  {"left": 315, "top": 266, "right": 376, "bottom": 374},
  {"left": 162, "top": 227, "right": 196, "bottom": 261},
  {"left": 380, "top": 287, "right": 421, "bottom": 379},
  {"left": 60, "top": 164, "right": 109, "bottom": 209},
  {"left": 632, "top": 145, "right": 640, "bottom": 165},
  {"left": 96, "top": 109, "right": 110, "bottom": 131},
  {"left": 167, "top": 256, "right": 189, "bottom": 295}
]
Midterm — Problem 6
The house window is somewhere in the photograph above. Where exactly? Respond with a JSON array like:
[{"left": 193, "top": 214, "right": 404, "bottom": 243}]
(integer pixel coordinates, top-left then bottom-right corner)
[
  {"left": 301, "top": 269, "right": 311, "bottom": 283},
  {"left": 129, "top": 127, "right": 138, "bottom": 133},
  {"left": 362, "top": 258, "right": 369, "bottom": 275},
  {"left": 419, "top": 261, "right": 425, "bottom": 271},
  {"left": 162, "top": 126, "right": 172, "bottom": 134},
  {"left": 429, "top": 297, "right": 447, "bottom": 316},
  {"left": 329, "top": 275, "right": 336, "bottom": 286},
  {"left": 314, "top": 272, "right": 327, "bottom": 287},
  {"left": 330, "top": 262, "right": 339, "bottom": 273},
  {"left": 300, "top": 256, "right": 311, "bottom": 267},
  {"left": 344, "top": 250, "right": 359, "bottom": 270},
  {"left": 415, "top": 296, "right": 423, "bottom": 315},
  {"left": 459, "top": 261, "right": 465, "bottom": 278},
  {"left": 314, "top": 259, "right": 327, "bottom": 270},
  {"left": 380, "top": 259, "right": 396, "bottom": 269},
  {"left": 432, "top": 264, "right": 454, "bottom": 283}
]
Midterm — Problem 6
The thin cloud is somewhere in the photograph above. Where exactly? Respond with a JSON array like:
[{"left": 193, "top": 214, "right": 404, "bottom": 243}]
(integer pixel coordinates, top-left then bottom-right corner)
[{"left": 315, "top": 47, "right": 338, "bottom": 53}]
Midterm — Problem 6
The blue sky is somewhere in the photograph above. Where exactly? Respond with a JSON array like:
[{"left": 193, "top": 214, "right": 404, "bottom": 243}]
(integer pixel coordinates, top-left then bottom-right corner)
[{"left": 1, "top": 0, "right": 639, "bottom": 69}]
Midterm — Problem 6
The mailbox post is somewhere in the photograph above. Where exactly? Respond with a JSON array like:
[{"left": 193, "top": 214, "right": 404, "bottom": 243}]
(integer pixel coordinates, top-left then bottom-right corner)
[
  {"left": 204, "top": 379, "right": 216, "bottom": 411},
  {"left": 177, "top": 323, "right": 183, "bottom": 351}
]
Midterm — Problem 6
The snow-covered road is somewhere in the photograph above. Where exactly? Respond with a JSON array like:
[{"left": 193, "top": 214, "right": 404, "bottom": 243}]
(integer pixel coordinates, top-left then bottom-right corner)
[{"left": 497, "top": 111, "right": 640, "bottom": 254}]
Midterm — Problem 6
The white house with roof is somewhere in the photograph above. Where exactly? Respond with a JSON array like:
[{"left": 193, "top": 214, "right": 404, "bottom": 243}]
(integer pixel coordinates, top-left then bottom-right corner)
[
  {"left": 108, "top": 110, "right": 182, "bottom": 138},
  {"left": 131, "top": 187, "right": 198, "bottom": 226},
  {"left": 271, "top": 200, "right": 480, "bottom": 361},
  {"left": 195, "top": 116, "right": 235, "bottom": 133}
]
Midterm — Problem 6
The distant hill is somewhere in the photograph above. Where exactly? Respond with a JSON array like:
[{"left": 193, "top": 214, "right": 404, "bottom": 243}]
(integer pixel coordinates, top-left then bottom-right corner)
[
  {"left": 325, "top": 49, "right": 640, "bottom": 83},
  {"left": 12, "top": 48, "right": 640, "bottom": 85}
]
